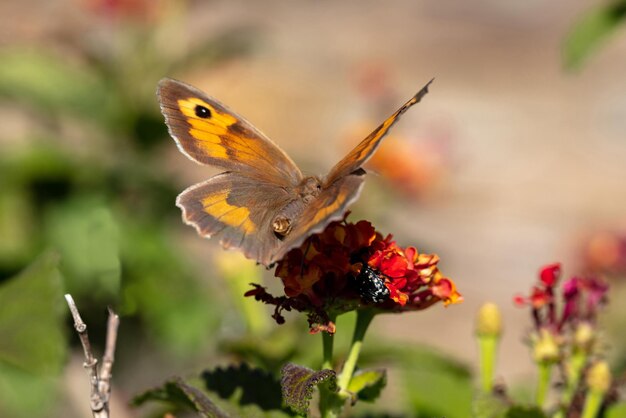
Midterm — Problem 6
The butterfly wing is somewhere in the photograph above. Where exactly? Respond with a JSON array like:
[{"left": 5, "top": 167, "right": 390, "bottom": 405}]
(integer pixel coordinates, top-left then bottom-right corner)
[
  {"left": 176, "top": 172, "right": 296, "bottom": 266},
  {"left": 157, "top": 78, "right": 302, "bottom": 186},
  {"left": 325, "top": 79, "right": 433, "bottom": 183}
]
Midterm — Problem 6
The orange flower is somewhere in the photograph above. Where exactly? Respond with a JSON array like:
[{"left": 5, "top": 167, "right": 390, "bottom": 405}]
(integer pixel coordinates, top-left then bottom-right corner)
[{"left": 247, "top": 217, "right": 462, "bottom": 333}]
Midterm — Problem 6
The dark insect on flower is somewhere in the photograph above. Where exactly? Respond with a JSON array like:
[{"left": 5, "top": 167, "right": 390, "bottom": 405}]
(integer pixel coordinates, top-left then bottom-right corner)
[
  {"left": 247, "top": 217, "right": 462, "bottom": 333},
  {"left": 354, "top": 265, "right": 390, "bottom": 303}
]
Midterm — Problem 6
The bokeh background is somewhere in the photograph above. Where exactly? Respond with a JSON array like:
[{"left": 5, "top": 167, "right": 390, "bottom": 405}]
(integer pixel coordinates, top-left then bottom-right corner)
[{"left": 1, "top": 0, "right": 626, "bottom": 416}]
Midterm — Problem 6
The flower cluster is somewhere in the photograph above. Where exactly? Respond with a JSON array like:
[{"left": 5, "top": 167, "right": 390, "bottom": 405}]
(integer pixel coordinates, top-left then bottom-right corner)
[
  {"left": 246, "top": 217, "right": 462, "bottom": 333},
  {"left": 515, "top": 264, "right": 608, "bottom": 337},
  {"left": 513, "top": 263, "right": 615, "bottom": 414}
]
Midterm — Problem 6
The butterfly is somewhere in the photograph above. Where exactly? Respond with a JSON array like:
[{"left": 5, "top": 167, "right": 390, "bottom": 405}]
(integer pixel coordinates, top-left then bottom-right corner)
[{"left": 157, "top": 77, "right": 433, "bottom": 266}]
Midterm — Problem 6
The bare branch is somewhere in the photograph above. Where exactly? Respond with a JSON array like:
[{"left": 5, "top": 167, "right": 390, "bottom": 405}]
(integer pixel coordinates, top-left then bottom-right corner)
[
  {"left": 65, "top": 294, "right": 120, "bottom": 418},
  {"left": 99, "top": 308, "right": 120, "bottom": 401}
]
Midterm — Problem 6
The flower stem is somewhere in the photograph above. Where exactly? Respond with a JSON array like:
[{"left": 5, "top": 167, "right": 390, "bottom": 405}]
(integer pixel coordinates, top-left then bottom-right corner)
[
  {"left": 337, "top": 309, "right": 376, "bottom": 394},
  {"left": 322, "top": 315, "right": 336, "bottom": 370},
  {"left": 478, "top": 335, "right": 497, "bottom": 393},
  {"left": 319, "top": 314, "right": 338, "bottom": 418},
  {"left": 536, "top": 362, "right": 552, "bottom": 408},
  {"left": 561, "top": 350, "right": 586, "bottom": 407},
  {"left": 319, "top": 309, "right": 376, "bottom": 418},
  {"left": 581, "top": 390, "right": 603, "bottom": 418}
]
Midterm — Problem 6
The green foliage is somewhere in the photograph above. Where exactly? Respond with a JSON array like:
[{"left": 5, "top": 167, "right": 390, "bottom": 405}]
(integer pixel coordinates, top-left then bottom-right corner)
[
  {"left": 45, "top": 196, "right": 120, "bottom": 298},
  {"left": 202, "top": 363, "right": 289, "bottom": 414},
  {"left": 393, "top": 345, "right": 472, "bottom": 417},
  {"left": 563, "top": 0, "right": 626, "bottom": 69},
  {"left": 0, "top": 253, "right": 66, "bottom": 418},
  {"left": 347, "top": 369, "right": 387, "bottom": 403},
  {"left": 607, "top": 403, "right": 626, "bottom": 418},
  {"left": 503, "top": 406, "right": 547, "bottom": 418},
  {"left": 0, "top": 49, "right": 117, "bottom": 126},
  {"left": 136, "top": 373, "right": 297, "bottom": 418},
  {"left": 134, "top": 377, "right": 230, "bottom": 418},
  {"left": 280, "top": 363, "right": 337, "bottom": 416}
]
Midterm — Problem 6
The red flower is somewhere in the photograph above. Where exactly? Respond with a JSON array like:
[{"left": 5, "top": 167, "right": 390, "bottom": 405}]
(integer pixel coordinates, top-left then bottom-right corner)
[
  {"left": 515, "top": 262, "right": 608, "bottom": 334},
  {"left": 247, "top": 217, "right": 462, "bottom": 333},
  {"left": 539, "top": 263, "right": 561, "bottom": 287}
]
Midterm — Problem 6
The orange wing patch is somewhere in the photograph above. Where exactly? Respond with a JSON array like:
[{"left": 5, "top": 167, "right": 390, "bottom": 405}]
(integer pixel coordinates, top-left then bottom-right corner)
[
  {"left": 311, "top": 190, "right": 348, "bottom": 225},
  {"left": 200, "top": 191, "right": 257, "bottom": 233},
  {"left": 178, "top": 98, "right": 236, "bottom": 159}
]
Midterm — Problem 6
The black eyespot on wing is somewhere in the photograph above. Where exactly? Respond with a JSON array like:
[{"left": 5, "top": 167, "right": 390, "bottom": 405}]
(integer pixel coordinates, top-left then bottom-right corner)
[
  {"left": 195, "top": 105, "right": 211, "bottom": 118},
  {"left": 355, "top": 265, "right": 390, "bottom": 303}
]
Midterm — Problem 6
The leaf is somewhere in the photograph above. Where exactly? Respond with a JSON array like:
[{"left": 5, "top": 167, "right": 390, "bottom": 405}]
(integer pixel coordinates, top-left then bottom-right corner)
[
  {"left": 347, "top": 369, "right": 386, "bottom": 403},
  {"left": 607, "top": 403, "right": 626, "bottom": 418},
  {"left": 133, "top": 377, "right": 230, "bottom": 418},
  {"left": 0, "top": 252, "right": 66, "bottom": 417},
  {"left": 44, "top": 196, "right": 120, "bottom": 299},
  {"left": 504, "top": 405, "right": 547, "bottom": 418},
  {"left": 0, "top": 252, "right": 65, "bottom": 374},
  {"left": 119, "top": 221, "right": 220, "bottom": 356},
  {"left": 202, "top": 363, "right": 287, "bottom": 413},
  {"left": 396, "top": 346, "right": 472, "bottom": 418},
  {"left": 563, "top": 1, "right": 626, "bottom": 69},
  {"left": 0, "top": 48, "right": 119, "bottom": 126},
  {"left": 280, "top": 363, "right": 337, "bottom": 416},
  {"left": 362, "top": 342, "right": 471, "bottom": 378},
  {"left": 472, "top": 392, "right": 510, "bottom": 418}
]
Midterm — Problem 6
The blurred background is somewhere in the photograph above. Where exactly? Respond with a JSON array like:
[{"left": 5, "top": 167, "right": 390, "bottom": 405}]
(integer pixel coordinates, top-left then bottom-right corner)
[{"left": 1, "top": 0, "right": 626, "bottom": 416}]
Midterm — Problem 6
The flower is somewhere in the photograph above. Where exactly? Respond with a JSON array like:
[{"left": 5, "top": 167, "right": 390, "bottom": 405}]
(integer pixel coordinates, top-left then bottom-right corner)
[
  {"left": 515, "top": 263, "right": 609, "bottom": 363},
  {"left": 246, "top": 216, "right": 462, "bottom": 333}
]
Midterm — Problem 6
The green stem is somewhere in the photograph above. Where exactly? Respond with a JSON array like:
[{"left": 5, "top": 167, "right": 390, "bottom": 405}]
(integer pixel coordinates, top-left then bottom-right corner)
[
  {"left": 536, "top": 362, "right": 552, "bottom": 408},
  {"left": 561, "top": 350, "right": 587, "bottom": 407},
  {"left": 337, "top": 309, "right": 376, "bottom": 394},
  {"left": 581, "top": 389, "right": 603, "bottom": 418},
  {"left": 319, "top": 314, "right": 338, "bottom": 418},
  {"left": 319, "top": 310, "right": 376, "bottom": 418},
  {"left": 478, "top": 335, "right": 497, "bottom": 393},
  {"left": 322, "top": 327, "right": 335, "bottom": 370}
]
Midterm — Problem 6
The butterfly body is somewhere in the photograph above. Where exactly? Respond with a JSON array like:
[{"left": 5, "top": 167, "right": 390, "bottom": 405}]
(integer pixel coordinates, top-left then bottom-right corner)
[{"left": 157, "top": 77, "right": 432, "bottom": 266}]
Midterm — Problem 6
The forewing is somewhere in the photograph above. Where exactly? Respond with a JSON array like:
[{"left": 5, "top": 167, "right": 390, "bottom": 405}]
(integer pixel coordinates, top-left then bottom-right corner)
[
  {"left": 177, "top": 172, "right": 295, "bottom": 265},
  {"left": 158, "top": 78, "right": 302, "bottom": 186},
  {"left": 326, "top": 79, "right": 433, "bottom": 182},
  {"left": 271, "top": 172, "right": 366, "bottom": 263}
]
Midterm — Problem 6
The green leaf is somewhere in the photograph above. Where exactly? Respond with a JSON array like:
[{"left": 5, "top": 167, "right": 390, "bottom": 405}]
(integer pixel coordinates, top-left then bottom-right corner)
[
  {"left": 0, "top": 186, "right": 36, "bottom": 271},
  {"left": 472, "top": 392, "right": 510, "bottom": 418},
  {"left": 347, "top": 369, "right": 386, "bottom": 403},
  {"left": 44, "top": 196, "right": 120, "bottom": 299},
  {"left": 202, "top": 363, "right": 288, "bottom": 413},
  {"left": 504, "top": 405, "right": 547, "bottom": 418},
  {"left": 563, "top": 1, "right": 626, "bottom": 69},
  {"left": 396, "top": 346, "right": 472, "bottom": 418},
  {"left": 607, "top": 402, "right": 626, "bottom": 418},
  {"left": 280, "top": 363, "right": 337, "bottom": 416},
  {"left": 404, "top": 366, "right": 473, "bottom": 417},
  {"left": 0, "top": 252, "right": 65, "bottom": 374},
  {"left": 119, "top": 221, "right": 220, "bottom": 356},
  {"left": 363, "top": 343, "right": 471, "bottom": 379},
  {"left": 0, "top": 48, "right": 119, "bottom": 126},
  {"left": 0, "top": 252, "right": 66, "bottom": 417},
  {"left": 133, "top": 377, "right": 230, "bottom": 418},
  {"left": 0, "top": 366, "right": 59, "bottom": 418}
]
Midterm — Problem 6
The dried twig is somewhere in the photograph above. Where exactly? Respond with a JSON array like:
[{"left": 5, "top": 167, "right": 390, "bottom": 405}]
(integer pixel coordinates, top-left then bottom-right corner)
[{"left": 65, "top": 294, "right": 120, "bottom": 418}]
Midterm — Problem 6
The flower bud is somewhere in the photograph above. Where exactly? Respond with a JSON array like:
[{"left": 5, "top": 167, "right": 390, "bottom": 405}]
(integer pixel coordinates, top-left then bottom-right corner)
[
  {"left": 574, "top": 321, "right": 595, "bottom": 351},
  {"left": 476, "top": 302, "right": 502, "bottom": 338},
  {"left": 586, "top": 361, "right": 611, "bottom": 394},
  {"left": 532, "top": 328, "right": 560, "bottom": 363}
]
